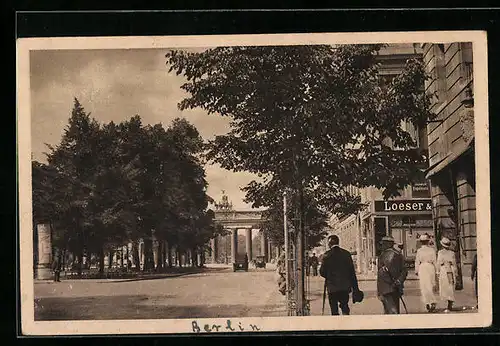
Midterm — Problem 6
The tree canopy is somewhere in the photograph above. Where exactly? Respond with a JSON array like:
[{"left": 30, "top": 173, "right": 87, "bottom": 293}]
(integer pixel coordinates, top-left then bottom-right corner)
[
  {"left": 166, "top": 44, "right": 434, "bottom": 246},
  {"left": 32, "top": 98, "right": 219, "bottom": 272}
]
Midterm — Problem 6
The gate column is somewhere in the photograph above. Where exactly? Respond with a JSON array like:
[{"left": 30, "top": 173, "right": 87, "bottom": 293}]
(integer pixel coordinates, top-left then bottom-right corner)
[
  {"left": 260, "top": 230, "right": 268, "bottom": 262},
  {"left": 245, "top": 228, "right": 253, "bottom": 260},
  {"left": 210, "top": 237, "right": 218, "bottom": 263},
  {"left": 231, "top": 229, "right": 238, "bottom": 263}
]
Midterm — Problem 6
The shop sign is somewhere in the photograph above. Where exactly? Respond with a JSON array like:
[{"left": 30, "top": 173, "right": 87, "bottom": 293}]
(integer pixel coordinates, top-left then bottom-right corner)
[
  {"left": 374, "top": 199, "right": 432, "bottom": 213},
  {"left": 412, "top": 181, "right": 430, "bottom": 198}
]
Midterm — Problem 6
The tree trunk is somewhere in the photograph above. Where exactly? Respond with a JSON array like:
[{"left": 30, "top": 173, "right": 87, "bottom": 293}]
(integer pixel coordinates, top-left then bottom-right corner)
[
  {"left": 61, "top": 247, "right": 67, "bottom": 272},
  {"left": 108, "top": 251, "right": 113, "bottom": 269},
  {"left": 125, "top": 243, "right": 130, "bottom": 271},
  {"left": 167, "top": 245, "right": 173, "bottom": 268},
  {"left": 143, "top": 235, "right": 154, "bottom": 272},
  {"left": 194, "top": 248, "right": 199, "bottom": 267},
  {"left": 76, "top": 252, "right": 83, "bottom": 277},
  {"left": 177, "top": 249, "right": 182, "bottom": 267},
  {"left": 159, "top": 240, "right": 165, "bottom": 272},
  {"left": 160, "top": 241, "right": 167, "bottom": 271},
  {"left": 99, "top": 247, "right": 105, "bottom": 276},
  {"left": 132, "top": 241, "right": 140, "bottom": 271}
]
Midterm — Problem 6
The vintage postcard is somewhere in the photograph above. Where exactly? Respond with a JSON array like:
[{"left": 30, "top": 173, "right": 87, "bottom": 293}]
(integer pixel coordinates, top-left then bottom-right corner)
[{"left": 17, "top": 31, "right": 491, "bottom": 335}]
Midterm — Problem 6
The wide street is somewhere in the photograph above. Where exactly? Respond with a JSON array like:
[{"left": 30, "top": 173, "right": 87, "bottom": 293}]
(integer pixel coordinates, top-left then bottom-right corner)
[{"left": 34, "top": 265, "right": 478, "bottom": 320}]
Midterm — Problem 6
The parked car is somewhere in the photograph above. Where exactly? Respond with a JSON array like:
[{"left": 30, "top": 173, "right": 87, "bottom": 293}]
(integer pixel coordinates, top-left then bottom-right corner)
[
  {"left": 254, "top": 255, "right": 266, "bottom": 269},
  {"left": 233, "top": 253, "right": 249, "bottom": 272}
]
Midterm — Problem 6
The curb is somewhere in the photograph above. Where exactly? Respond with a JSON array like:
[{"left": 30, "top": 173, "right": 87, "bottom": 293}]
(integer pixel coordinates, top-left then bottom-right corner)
[{"left": 34, "top": 268, "right": 226, "bottom": 284}]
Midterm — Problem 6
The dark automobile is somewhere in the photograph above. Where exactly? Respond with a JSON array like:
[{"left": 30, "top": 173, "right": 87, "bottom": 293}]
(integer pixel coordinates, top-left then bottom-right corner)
[
  {"left": 254, "top": 255, "right": 266, "bottom": 269},
  {"left": 233, "top": 253, "right": 249, "bottom": 272}
]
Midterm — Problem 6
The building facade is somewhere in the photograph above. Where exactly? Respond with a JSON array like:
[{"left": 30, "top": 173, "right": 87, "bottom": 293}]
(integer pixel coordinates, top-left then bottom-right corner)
[
  {"left": 422, "top": 42, "right": 476, "bottom": 277},
  {"left": 334, "top": 43, "right": 433, "bottom": 274}
]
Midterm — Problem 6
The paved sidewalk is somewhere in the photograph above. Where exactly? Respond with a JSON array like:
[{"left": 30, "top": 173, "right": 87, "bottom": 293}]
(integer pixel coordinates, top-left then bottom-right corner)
[
  {"left": 35, "top": 267, "right": 227, "bottom": 284},
  {"left": 305, "top": 275, "right": 478, "bottom": 316}
]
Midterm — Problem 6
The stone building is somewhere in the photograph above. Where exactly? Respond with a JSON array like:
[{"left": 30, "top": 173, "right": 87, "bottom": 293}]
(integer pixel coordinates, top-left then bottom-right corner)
[
  {"left": 422, "top": 42, "right": 475, "bottom": 276},
  {"left": 334, "top": 43, "right": 433, "bottom": 275}
]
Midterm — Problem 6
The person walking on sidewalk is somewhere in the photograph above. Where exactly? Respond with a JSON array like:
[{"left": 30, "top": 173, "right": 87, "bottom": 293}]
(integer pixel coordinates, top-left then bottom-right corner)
[
  {"left": 320, "top": 235, "right": 360, "bottom": 315},
  {"left": 377, "top": 236, "right": 408, "bottom": 314},
  {"left": 471, "top": 253, "right": 478, "bottom": 309},
  {"left": 415, "top": 234, "right": 437, "bottom": 312},
  {"left": 51, "top": 249, "right": 61, "bottom": 282},
  {"left": 437, "top": 237, "right": 458, "bottom": 312},
  {"left": 310, "top": 253, "right": 319, "bottom": 276}
]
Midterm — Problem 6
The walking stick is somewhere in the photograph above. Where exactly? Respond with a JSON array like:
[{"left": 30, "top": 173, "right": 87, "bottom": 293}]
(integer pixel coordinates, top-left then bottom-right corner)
[
  {"left": 322, "top": 279, "right": 327, "bottom": 315},
  {"left": 400, "top": 296, "right": 408, "bottom": 314}
]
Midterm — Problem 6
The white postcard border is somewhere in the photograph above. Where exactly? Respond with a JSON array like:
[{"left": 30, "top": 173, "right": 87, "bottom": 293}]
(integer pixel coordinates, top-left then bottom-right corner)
[{"left": 17, "top": 30, "right": 491, "bottom": 335}]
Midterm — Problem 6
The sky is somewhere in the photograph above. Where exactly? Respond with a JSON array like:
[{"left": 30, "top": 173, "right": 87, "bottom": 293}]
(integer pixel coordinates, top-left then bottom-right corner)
[{"left": 29, "top": 48, "right": 259, "bottom": 210}]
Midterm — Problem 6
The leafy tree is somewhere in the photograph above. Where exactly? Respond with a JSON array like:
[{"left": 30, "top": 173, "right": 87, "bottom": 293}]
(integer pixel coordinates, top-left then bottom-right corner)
[
  {"left": 44, "top": 98, "right": 102, "bottom": 274},
  {"left": 32, "top": 98, "right": 237, "bottom": 275},
  {"left": 166, "top": 45, "right": 434, "bottom": 219},
  {"left": 259, "top": 189, "right": 329, "bottom": 249}
]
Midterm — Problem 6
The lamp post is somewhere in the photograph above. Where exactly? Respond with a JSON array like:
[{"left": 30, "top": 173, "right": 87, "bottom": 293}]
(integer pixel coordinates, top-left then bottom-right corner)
[{"left": 283, "top": 190, "right": 290, "bottom": 315}]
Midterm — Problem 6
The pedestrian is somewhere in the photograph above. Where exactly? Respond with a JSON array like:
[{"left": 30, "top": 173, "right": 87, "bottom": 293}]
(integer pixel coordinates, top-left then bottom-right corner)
[
  {"left": 310, "top": 253, "right": 319, "bottom": 276},
  {"left": 51, "top": 249, "right": 61, "bottom": 282},
  {"left": 276, "top": 252, "right": 286, "bottom": 295},
  {"left": 436, "top": 237, "right": 458, "bottom": 312},
  {"left": 305, "top": 252, "right": 311, "bottom": 276},
  {"left": 471, "top": 253, "right": 478, "bottom": 309},
  {"left": 377, "top": 236, "right": 408, "bottom": 314},
  {"left": 415, "top": 234, "right": 437, "bottom": 312},
  {"left": 319, "top": 235, "right": 361, "bottom": 315}
]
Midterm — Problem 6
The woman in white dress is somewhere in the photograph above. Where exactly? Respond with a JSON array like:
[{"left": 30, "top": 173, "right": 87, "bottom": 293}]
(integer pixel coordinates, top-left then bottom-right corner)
[
  {"left": 415, "top": 234, "right": 437, "bottom": 312},
  {"left": 436, "top": 237, "right": 458, "bottom": 312}
]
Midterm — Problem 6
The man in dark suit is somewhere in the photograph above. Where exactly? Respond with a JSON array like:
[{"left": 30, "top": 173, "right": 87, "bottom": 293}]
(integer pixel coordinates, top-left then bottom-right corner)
[
  {"left": 471, "top": 253, "right": 478, "bottom": 309},
  {"left": 320, "top": 235, "right": 360, "bottom": 315},
  {"left": 51, "top": 249, "right": 61, "bottom": 282},
  {"left": 377, "top": 236, "right": 408, "bottom": 314}
]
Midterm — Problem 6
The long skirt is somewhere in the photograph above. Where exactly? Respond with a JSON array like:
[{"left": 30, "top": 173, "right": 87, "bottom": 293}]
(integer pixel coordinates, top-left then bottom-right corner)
[
  {"left": 418, "top": 262, "right": 437, "bottom": 305},
  {"left": 438, "top": 269, "right": 455, "bottom": 302}
]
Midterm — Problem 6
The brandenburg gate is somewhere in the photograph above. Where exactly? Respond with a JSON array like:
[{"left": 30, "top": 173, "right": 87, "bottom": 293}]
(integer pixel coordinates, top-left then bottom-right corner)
[{"left": 211, "top": 192, "right": 274, "bottom": 264}]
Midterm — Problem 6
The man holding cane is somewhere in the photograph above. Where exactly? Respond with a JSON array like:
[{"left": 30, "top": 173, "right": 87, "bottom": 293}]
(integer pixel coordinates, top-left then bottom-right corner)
[
  {"left": 377, "top": 236, "right": 408, "bottom": 314},
  {"left": 320, "top": 235, "right": 362, "bottom": 315}
]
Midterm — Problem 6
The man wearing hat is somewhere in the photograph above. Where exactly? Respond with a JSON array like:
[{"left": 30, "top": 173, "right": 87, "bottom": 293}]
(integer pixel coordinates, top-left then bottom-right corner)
[
  {"left": 377, "top": 235, "right": 408, "bottom": 314},
  {"left": 415, "top": 234, "right": 437, "bottom": 312},
  {"left": 320, "top": 235, "right": 361, "bottom": 315},
  {"left": 437, "top": 237, "right": 458, "bottom": 312}
]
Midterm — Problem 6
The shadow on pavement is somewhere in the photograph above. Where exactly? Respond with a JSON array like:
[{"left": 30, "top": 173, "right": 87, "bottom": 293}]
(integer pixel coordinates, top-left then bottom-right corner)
[
  {"left": 83, "top": 267, "right": 231, "bottom": 283},
  {"left": 34, "top": 296, "right": 285, "bottom": 320},
  {"left": 308, "top": 288, "right": 422, "bottom": 300}
]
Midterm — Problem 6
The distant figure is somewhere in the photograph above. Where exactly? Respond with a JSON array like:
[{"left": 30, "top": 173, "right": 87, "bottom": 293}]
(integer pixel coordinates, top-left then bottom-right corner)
[
  {"left": 276, "top": 252, "right": 286, "bottom": 295},
  {"left": 471, "top": 253, "right": 478, "bottom": 309},
  {"left": 320, "top": 235, "right": 360, "bottom": 315},
  {"left": 310, "top": 253, "right": 319, "bottom": 276},
  {"left": 305, "top": 252, "right": 310, "bottom": 276},
  {"left": 415, "top": 234, "right": 437, "bottom": 312},
  {"left": 377, "top": 236, "right": 408, "bottom": 314},
  {"left": 51, "top": 249, "right": 61, "bottom": 282},
  {"left": 437, "top": 237, "right": 458, "bottom": 312}
]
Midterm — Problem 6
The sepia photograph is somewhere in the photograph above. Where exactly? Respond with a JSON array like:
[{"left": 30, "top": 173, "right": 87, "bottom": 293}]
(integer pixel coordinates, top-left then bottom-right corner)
[{"left": 17, "top": 31, "right": 491, "bottom": 335}]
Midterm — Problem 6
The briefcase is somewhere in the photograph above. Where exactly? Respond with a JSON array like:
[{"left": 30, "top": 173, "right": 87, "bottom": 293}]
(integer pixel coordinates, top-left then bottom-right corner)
[{"left": 352, "top": 289, "right": 364, "bottom": 304}]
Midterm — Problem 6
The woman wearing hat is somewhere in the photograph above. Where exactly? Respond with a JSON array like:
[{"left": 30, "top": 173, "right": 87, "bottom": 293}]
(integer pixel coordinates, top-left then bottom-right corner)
[
  {"left": 415, "top": 234, "right": 437, "bottom": 312},
  {"left": 436, "top": 237, "right": 458, "bottom": 312}
]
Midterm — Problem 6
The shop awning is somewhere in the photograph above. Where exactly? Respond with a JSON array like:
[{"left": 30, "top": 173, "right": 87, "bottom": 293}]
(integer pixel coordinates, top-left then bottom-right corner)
[{"left": 425, "top": 137, "right": 474, "bottom": 179}]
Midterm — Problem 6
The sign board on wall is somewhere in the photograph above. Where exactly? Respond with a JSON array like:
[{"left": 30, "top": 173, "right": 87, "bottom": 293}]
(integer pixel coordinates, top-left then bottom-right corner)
[
  {"left": 374, "top": 199, "right": 432, "bottom": 213},
  {"left": 412, "top": 180, "right": 430, "bottom": 198}
]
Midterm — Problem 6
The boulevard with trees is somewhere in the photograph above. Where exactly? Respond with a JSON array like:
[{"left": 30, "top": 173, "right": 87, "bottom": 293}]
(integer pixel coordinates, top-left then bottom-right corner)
[
  {"left": 32, "top": 99, "right": 224, "bottom": 277},
  {"left": 166, "top": 44, "right": 434, "bottom": 249},
  {"left": 166, "top": 44, "right": 434, "bottom": 313}
]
